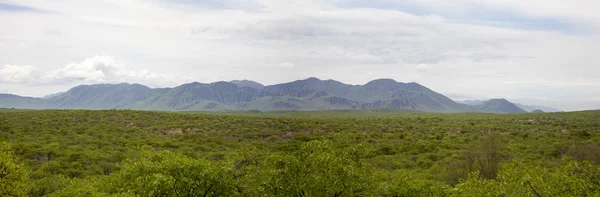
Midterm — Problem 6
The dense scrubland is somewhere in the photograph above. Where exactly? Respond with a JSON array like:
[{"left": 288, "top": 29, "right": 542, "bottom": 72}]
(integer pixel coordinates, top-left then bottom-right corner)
[{"left": 1, "top": 109, "right": 600, "bottom": 196}]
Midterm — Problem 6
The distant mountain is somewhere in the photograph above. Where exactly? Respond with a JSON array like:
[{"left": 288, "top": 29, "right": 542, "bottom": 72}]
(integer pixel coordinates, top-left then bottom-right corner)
[
  {"left": 515, "top": 104, "right": 561, "bottom": 112},
  {"left": 0, "top": 78, "right": 527, "bottom": 113},
  {"left": 48, "top": 83, "right": 153, "bottom": 109},
  {"left": 0, "top": 94, "right": 46, "bottom": 109},
  {"left": 130, "top": 82, "right": 260, "bottom": 111},
  {"left": 41, "top": 92, "right": 64, "bottom": 99},
  {"left": 459, "top": 100, "right": 561, "bottom": 112},
  {"left": 477, "top": 99, "right": 527, "bottom": 113},
  {"left": 229, "top": 80, "right": 264, "bottom": 89},
  {"left": 260, "top": 78, "right": 471, "bottom": 112}
]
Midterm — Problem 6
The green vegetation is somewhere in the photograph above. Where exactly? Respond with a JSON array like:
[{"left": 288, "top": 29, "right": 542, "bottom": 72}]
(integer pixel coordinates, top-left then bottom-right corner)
[{"left": 1, "top": 109, "right": 600, "bottom": 196}]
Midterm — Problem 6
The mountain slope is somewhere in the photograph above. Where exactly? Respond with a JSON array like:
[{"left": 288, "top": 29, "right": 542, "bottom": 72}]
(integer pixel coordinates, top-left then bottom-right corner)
[{"left": 41, "top": 92, "right": 64, "bottom": 99}]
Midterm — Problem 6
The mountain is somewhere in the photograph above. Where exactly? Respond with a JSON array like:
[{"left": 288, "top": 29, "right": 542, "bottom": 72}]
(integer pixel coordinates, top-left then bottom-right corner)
[
  {"left": 41, "top": 92, "right": 64, "bottom": 99},
  {"left": 1, "top": 78, "right": 525, "bottom": 113},
  {"left": 229, "top": 80, "right": 264, "bottom": 89},
  {"left": 477, "top": 99, "right": 527, "bottom": 113}
]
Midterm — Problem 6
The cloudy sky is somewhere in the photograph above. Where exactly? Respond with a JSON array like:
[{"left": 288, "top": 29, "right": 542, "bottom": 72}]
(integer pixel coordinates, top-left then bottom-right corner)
[{"left": 1, "top": 0, "right": 600, "bottom": 111}]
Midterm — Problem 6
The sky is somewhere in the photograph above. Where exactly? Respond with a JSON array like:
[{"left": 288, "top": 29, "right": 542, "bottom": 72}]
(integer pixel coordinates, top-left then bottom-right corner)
[{"left": 1, "top": 0, "right": 600, "bottom": 111}]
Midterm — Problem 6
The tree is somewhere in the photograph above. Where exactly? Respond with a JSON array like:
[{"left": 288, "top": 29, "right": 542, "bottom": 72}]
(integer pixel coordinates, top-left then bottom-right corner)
[
  {"left": 445, "top": 133, "right": 505, "bottom": 184},
  {"left": 258, "top": 140, "right": 374, "bottom": 197}
]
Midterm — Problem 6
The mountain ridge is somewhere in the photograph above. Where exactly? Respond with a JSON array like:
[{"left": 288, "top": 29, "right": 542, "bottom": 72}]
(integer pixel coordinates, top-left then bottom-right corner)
[{"left": 229, "top": 80, "right": 264, "bottom": 89}]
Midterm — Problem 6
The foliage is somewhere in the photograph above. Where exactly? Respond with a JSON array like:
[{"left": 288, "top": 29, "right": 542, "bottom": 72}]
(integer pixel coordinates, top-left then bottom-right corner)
[
  {"left": 444, "top": 133, "right": 506, "bottom": 184},
  {"left": 102, "top": 150, "right": 235, "bottom": 196},
  {"left": 257, "top": 140, "right": 373, "bottom": 196},
  {"left": 0, "top": 143, "right": 30, "bottom": 197},
  {"left": 453, "top": 160, "right": 600, "bottom": 196},
  {"left": 0, "top": 109, "right": 599, "bottom": 196},
  {"left": 375, "top": 170, "right": 451, "bottom": 197}
]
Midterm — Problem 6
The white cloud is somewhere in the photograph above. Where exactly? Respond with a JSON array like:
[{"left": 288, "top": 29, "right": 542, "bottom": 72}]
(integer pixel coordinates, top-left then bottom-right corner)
[
  {"left": 43, "top": 56, "right": 194, "bottom": 87},
  {"left": 355, "top": 54, "right": 384, "bottom": 63},
  {"left": 0, "top": 65, "right": 35, "bottom": 84},
  {"left": 42, "top": 56, "right": 121, "bottom": 83},
  {"left": 416, "top": 63, "right": 429, "bottom": 71},
  {"left": 2, "top": 56, "right": 193, "bottom": 88}
]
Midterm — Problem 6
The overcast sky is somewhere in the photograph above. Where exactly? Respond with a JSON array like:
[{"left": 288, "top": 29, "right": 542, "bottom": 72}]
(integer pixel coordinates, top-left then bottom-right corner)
[{"left": 1, "top": 0, "right": 600, "bottom": 111}]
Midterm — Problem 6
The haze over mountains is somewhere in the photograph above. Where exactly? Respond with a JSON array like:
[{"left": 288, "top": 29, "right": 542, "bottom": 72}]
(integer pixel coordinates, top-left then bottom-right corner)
[
  {"left": 40, "top": 92, "right": 65, "bottom": 99},
  {"left": 457, "top": 100, "right": 562, "bottom": 112},
  {"left": 1, "top": 78, "right": 535, "bottom": 113}
]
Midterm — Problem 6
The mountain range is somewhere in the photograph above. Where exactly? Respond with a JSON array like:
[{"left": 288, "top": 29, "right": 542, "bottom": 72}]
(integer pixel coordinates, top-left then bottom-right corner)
[{"left": 0, "top": 78, "right": 534, "bottom": 113}]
